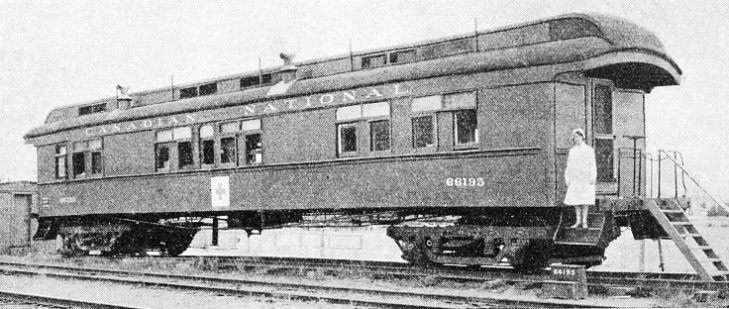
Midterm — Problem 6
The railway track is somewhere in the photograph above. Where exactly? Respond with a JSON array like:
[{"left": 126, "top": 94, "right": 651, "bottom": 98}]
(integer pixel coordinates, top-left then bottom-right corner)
[
  {"left": 0, "top": 260, "right": 615, "bottom": 308},
  {"left": 0, "top": 290, "right": 145, "bottom": 309},
  {"left": 168, "top": 255, "right": 729, "bottom": 292}
]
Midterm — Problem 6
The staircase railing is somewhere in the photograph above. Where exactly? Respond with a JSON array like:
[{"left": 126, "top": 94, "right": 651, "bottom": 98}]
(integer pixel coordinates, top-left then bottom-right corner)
[{"left": 658, "top": 149, "right": 727, "bottom": 212}]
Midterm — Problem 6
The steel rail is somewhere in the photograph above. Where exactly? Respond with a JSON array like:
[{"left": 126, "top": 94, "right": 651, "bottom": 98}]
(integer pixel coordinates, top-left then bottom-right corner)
[
  {"left": 172, "top": 255, "right": 721, "bottom": 288},
  {"left": 0, "top": 261, "right": 610, "bottom": 309},
  {"left": 0, "top": 290, "right": 146, "bottom": 309}
]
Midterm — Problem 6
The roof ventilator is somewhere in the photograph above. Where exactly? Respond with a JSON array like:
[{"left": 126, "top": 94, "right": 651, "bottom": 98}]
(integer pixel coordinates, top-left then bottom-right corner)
[
  {"left": 116, "top": 85, "right": 133, "bottom": 109},
  {"left": 266, "top": 52, "right": 298, "bottom": 96}
]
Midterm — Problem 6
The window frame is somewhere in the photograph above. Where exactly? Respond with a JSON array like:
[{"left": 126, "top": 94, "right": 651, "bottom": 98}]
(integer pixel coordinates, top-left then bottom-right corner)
[
  {"left": 453, "top": 109, "right": 479, "bottom": 150},
  {"left": 369, "top": 118, "right": 391, "bottom": 153},
  {"left": 243, "top": 132, "right": 263, "bottom": 165},
  {"left": 411, "top": 114, "right": 437, "bottom": 151},
  {"left": 337, "top": 122, "right": 359, "bottom": 157},
  {"left": 54, "top": 144, "right": 68, "bottom": 180},
  {"left": 361, "top": 54, "right": 387, "bottom": 69},
  {"left": 154, "top": 126, "right": 193, "bottom": 173},
  {"left": 217, "top": 121, "right": 241, "bottom": 168},
  {"left": 389, "top": 49, "right": 416, "bottom": 64},
  {"left": 239, "top": 119, "right": 263, "bottom": 165},
  {"left": 199, "top": 124, "right": 216, "bottom": 169}
]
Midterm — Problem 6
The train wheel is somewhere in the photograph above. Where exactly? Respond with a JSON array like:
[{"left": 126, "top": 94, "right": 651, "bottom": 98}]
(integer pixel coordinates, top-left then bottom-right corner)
[
  {"left": 507, "top": 240, "right": 552, "bottom": 274},
  {"left": 60, "top": 235, "right": 88, "bottom": 258},
  {"left": 162, "top": 233, "right": 195, "bottom": 257},
  {"left": 162, "top": 241, "right": 188, "bottom": 257},
  {"left": 409, "top": 245, "right": 431, "bottom": 267}
]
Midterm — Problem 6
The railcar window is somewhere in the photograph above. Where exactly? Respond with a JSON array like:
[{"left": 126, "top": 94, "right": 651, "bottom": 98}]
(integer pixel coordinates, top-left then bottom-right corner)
[
  {"left": 155, "top": 144, "right": 171, "bottom": 171},
  {"left": 155, "top": 126, "right": 192, "bottom": 172},
  {"left": 454, "top": 110, "right": 478, "bottom": 145},
  {"left": 336, "top": 102, "right": 390, "bottom": 156},
  {"left": 362, "top": 102, "right": 389, "bottom": 118},
  {"left": 198, "top": 82, "right": 217, "bottom": 96},
  {"left": 218, "top": 122, "right": 239, "bottom": 166},
  {"left": 362, "top": 54, "right": 386, "bottom": 68},
  {"left": 245, "top": 134, "right": 262, "bottom": 164},
  {"left": 79, "top": 103, "right": 107, "bottom": 116},
  {"left": 220, "top": 122, "right": 239, "bottom": 133},
  {"left": 156, "top": 130, "right": 173, "bottom": 142},
  {"left": 89, "top": 139, "right": 103, "bottom": 175},
  {"left": 199, "top": 125, "right": 215, "bottom": 166},
  {"left": 336, "top": 105, "right": 362, "bottom": 121},
  {"left": 595, "top": 139, "right": 615, "bottom": 182},
  {"left": 173, "top": 127, "right": 192, "bottom": 139},
  {"left": 178, "top": 142, "right": 194, "bottom": 168},
  {"left": 201, "top": 140, "right": 215, "bottom": 165},
  {"left": 72, "top": 141, "right": 87, "bottom": 177},
  {"left": 390, "top": 50, "right": 416, "bottom": 64},
  {"left": 179, "top": 87, "right": 198, "bottom": 99},
  {"left": 55, "top": 145, "right": 67, "bottom": 179},
  {"left": 444, "top": 92, "right": 476, "bottom": 109},
  {"left": 412, "top": 116, "right": 435, "bottom": 148},
  {"left": 370, "top": 120, "right": 391, "bottom": 151},
  {"left": 240, "top": 74, "right": 273, "bottom": 89},
  {"left": 220, "top": 137, "right": 237, "bottom": 165},
  {"left": 338, "top": 124, "right": 358, "bottom": 154},
  {"left": 593, "top": 85, "right": 613, "bottom": 134},
  {"left": 72, "top": 152, "right": 85, "bottom": 177},
  {"left": 411, "top": 95, "right": 442, "bottom": 112},
  {"left": 241, "top": 119, "right": 261, "bottom": 131}
]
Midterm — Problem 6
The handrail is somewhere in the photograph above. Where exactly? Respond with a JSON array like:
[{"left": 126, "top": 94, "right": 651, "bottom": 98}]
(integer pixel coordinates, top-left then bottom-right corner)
[
  {"left": 661, "top": 150, "right": 688, "bottom": 196},
  {"left": 659, "top": 149, "right": 727, "bottom": 212}
]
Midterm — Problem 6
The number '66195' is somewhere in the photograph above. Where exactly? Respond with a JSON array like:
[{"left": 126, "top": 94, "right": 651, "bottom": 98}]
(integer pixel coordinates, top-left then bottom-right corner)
[{"left": 446, "top": 178, "right": 485, "bottom": 187}]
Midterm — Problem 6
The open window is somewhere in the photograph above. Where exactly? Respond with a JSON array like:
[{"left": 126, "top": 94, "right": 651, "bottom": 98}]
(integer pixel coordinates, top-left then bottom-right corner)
[
  {"left": 55, "top": 144, "right": 67, "bottom": 180},
  {"left": 199, "top": 124, "right": 215, "bottom": 168},
  {"left": 218, "top": 122, "right": 239, "bottom": 167},
  {"left": 241, "top": 119, "right": 263, "bottom": 165},
  {"left": 336, "top": 102, "right": 390, "bottom": 157},
  {"left": 155, "top": 127, "right": 192, "bottom": 172},
  {"left": 71, "top": 139, "right": 103, "bottom": 178},
  {"left": 410, "top": 91, "right": 478, "bottom": 151},
  {"left": 411, "top": 95, "right": 440, "bottom": 150},
  {"left": 445, "top": 92, "right": 478, "bottom": 148}
]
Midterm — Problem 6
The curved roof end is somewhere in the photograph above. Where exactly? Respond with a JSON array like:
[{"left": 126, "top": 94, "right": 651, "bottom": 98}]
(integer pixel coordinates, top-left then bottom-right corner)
[{"left": 582, "top": 51, "right": 681, "bottom": 93}]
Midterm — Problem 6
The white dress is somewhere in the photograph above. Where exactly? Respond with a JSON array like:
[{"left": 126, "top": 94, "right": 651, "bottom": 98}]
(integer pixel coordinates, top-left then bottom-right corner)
[{"left": 564, "top": 143, "right": 597, "bottom": 205}]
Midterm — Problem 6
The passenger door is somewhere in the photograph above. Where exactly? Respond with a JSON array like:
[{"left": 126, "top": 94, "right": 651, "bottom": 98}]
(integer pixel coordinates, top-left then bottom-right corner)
[{"left": 592, "top": 81, "right": 616, "bottom": 191}]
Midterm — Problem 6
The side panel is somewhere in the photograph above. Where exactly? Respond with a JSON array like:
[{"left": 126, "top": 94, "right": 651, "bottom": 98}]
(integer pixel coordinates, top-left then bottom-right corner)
[
  {"left": 38, "top": 149, "right": 547, "bottom": 216},
  {"left": 479, "top": 84, "right": 552, "bottom": 150},
  {"left": 265, "top": 109, "right": 336, "bottom": 164},
  {"left": 104, "top": 131, "right": 155, "bottom": 176},
  {"left": 391, "top": 97, "right": 413, "bottom": 155},
  {"left": 37, "top": 145, "right": 57, "bottom": 184},
  {"left": 0, "top": 193, "right": 9, "bottom": 250}
]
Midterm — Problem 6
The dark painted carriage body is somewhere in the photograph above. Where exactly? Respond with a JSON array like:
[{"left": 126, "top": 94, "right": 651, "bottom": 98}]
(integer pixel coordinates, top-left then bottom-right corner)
[{"left": 25, "top": 13, "right": 681, "bottom": 263}]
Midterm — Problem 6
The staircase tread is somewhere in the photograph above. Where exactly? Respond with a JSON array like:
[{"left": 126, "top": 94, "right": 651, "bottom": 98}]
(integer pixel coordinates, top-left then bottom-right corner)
[
  {"left": 670, "top": 222, "right": 693, "bottom": 225},
  {"left": 554, "top": 241, "right": 599, "bottom": 246},
  {"left": 661, "top": 210, "right": 685, "bottom": 213},
  {"left": 565, "top": 228, "right": 602, "bottom": 231}
]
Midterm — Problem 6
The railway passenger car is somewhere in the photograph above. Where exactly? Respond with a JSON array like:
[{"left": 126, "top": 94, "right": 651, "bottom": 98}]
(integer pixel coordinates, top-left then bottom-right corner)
[{"left": 25, "top": 13, "right": 681, "bottom": 271}]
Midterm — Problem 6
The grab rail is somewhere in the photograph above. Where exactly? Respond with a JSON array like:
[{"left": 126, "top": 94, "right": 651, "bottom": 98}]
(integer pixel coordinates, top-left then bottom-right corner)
[{"left": 658, "top": 149, "right": 727, "bottom": 212}]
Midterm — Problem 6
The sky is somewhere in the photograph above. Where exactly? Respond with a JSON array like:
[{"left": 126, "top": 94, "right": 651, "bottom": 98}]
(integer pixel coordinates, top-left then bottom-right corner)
[{"left": 1, "top": 0, "right": 727, "bottom": 201}]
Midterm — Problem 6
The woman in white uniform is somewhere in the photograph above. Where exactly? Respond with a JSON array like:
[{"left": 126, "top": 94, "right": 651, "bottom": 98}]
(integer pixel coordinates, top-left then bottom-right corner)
[{"left": 564, "top": 128, "right": 597, "bottom": 229}]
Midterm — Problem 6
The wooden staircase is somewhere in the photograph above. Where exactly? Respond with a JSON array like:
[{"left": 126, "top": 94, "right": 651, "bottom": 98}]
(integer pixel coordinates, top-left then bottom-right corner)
[{"left": 645, "top": 198, "right": 729, "bottom": 281}]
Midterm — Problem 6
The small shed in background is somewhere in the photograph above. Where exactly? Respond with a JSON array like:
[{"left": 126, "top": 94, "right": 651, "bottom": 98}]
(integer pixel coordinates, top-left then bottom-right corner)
[{"left": 0, "top": 181, "right": 37, "bottom": 254}]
